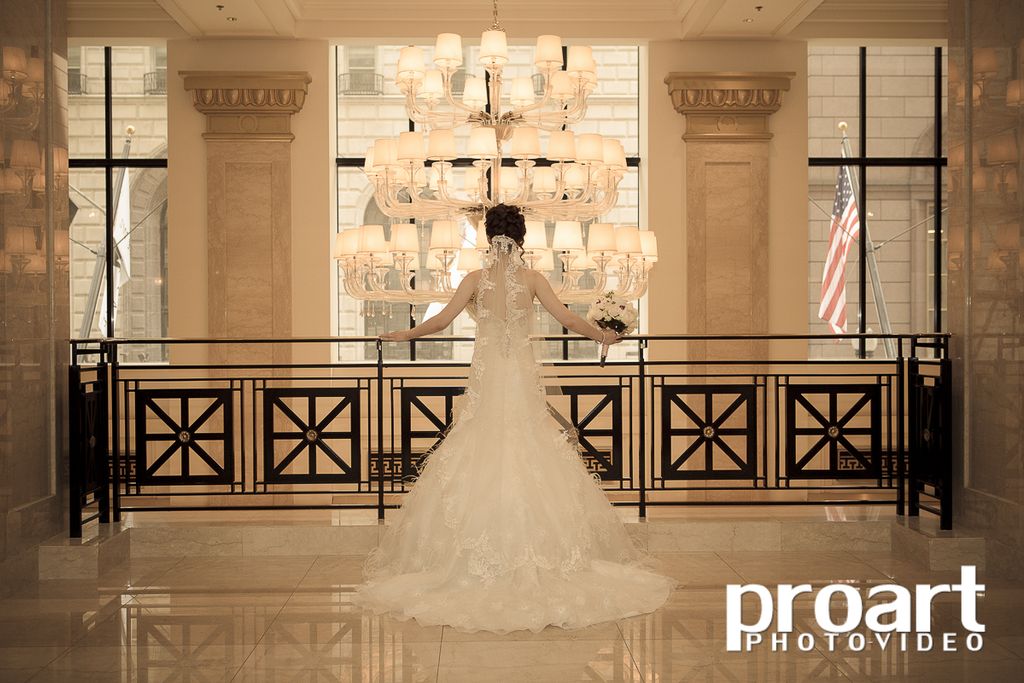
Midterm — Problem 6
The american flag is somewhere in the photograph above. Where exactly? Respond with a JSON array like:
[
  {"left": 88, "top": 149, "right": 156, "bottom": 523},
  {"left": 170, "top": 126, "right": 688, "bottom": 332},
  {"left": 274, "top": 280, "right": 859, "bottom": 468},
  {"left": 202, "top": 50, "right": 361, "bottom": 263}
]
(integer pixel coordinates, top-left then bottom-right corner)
[{"left": 817, "top": 165, "right": 860, "bottom": 334}]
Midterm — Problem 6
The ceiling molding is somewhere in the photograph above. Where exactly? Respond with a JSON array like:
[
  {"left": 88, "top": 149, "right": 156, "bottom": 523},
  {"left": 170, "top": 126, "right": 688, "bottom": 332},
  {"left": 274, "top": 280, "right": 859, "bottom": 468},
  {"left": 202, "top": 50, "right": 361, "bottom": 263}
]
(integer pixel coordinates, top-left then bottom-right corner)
[
  {"left": 772, "top": 0, "right": 826, "bottom": 37},
  {"left": 678, "top": 0, "right": 726, "bottom": 38},
  {"left": 153, "top": 0, "right": 202, "bottom": 36},
  {"left": 255, "top": 0, "right": 298, "bottom": 37},
  {"left": 66, "top": 0, "right": 949, "bottom": 41}
]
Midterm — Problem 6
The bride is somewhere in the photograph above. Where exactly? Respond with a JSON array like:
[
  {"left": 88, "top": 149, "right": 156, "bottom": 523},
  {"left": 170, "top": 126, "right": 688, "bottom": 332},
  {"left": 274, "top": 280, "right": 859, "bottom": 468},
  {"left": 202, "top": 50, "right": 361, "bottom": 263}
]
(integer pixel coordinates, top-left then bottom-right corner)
[{"left": 352, "top": 203, "right": 675, "bottom": 634}]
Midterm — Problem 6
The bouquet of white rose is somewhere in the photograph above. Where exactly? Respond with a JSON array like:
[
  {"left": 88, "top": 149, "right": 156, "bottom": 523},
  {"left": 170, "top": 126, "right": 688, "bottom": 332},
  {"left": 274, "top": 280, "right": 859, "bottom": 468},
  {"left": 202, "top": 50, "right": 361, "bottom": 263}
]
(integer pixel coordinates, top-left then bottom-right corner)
[{"left": 586, "top": 292, "right": 639, "bottom": 366}]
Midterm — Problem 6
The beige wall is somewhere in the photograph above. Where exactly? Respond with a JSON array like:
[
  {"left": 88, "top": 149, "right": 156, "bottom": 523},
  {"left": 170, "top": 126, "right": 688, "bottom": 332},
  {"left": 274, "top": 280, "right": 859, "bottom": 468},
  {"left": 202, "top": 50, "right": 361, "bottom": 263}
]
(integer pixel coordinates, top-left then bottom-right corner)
[
  {"left": 948, "top": 0, "right": 1024, "bottom": 579},
  {"left": 167, "top": 38, "right": 334, "bottom": 363},
  {"left": 646, "top": 40, "right": 810, "bottom": 360},
  {"left": 0, "top": 0, "right": 69, "bottom": 596}
]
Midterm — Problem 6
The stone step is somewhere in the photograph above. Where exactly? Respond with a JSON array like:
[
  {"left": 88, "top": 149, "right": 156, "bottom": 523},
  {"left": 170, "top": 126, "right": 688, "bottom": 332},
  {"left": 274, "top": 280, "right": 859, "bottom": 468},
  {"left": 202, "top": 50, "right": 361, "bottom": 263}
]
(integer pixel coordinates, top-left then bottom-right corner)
[
  {"left": 891, "top": 516, "right": 987, "bottom": 571},
  {"left": 37, "top": 524, "right": 130, "bottom": 580}
]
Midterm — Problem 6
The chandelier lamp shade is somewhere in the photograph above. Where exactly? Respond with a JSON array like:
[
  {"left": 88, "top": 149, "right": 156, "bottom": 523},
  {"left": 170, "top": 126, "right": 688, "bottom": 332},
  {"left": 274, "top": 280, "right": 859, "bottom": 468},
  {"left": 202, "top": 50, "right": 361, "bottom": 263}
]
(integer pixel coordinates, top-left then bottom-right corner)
[{"left": 336, "top": 3, "right": 655, "bottom": 305}]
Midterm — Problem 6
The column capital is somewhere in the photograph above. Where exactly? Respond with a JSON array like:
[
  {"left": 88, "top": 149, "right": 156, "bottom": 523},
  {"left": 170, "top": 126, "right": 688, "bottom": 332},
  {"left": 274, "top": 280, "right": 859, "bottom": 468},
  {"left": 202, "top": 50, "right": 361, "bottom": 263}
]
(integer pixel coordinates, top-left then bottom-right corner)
[
  {"left": 181, "top": 70, "right": 311, "bottom": 142},
  {"left": 664, "top": 71, "right": 794, "bottom": 141}
]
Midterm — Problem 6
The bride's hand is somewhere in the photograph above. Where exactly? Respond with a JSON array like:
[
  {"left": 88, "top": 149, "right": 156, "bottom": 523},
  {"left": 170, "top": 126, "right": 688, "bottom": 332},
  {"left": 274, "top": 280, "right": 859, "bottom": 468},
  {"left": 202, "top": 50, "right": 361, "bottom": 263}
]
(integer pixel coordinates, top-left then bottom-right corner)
[
  {"left": 601, "top": 330, "right": 624, "bottom": 346},
  {"left": 379, "top": 330, "right": 410, "bottom": 342}
]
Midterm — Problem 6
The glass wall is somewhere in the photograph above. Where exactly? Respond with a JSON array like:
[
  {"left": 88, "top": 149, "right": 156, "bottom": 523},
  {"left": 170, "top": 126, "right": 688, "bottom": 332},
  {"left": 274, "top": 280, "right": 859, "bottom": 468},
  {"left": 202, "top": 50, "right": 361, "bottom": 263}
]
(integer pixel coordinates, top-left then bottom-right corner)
[
  {"left": 334, "top": 44, "right": 643, "bottom": 362},
  {"left": 808, "top": 46, "right": 947, "bottom": 359},
  {"left": 68, "top": 44, "right": 168, "bottom": 359}
]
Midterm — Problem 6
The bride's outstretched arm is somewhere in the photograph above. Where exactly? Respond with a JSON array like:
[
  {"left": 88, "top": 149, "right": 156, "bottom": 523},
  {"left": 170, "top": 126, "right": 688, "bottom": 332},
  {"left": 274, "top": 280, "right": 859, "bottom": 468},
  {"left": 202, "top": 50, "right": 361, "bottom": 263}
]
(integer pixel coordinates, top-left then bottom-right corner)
[
  {"left": 530, "top": 271, "right": 622, "bottom": 346},
  {"left": 379, "top": 270, "right": 482, "bottom": 342}
]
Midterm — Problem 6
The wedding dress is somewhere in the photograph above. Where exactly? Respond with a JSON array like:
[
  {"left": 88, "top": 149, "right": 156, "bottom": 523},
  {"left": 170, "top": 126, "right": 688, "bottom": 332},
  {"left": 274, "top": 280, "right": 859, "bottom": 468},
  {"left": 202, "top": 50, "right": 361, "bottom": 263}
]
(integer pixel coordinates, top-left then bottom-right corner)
[{"left": 352, "top": 235, "right": 675, "bottom": 634}]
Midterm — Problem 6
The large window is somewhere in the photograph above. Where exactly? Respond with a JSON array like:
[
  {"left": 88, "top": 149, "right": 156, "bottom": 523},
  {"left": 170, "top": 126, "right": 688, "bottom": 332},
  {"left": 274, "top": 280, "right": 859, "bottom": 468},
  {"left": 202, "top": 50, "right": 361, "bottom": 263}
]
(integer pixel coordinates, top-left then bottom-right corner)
[
  {"left": 334, "top": 44, "right": 643, "bottom": 362},
  {"left": 808, "top": 46, "right": 947, "bottom": 358},
  {"left": 68, "top": 45, "right": 168, "bottom": 359}
]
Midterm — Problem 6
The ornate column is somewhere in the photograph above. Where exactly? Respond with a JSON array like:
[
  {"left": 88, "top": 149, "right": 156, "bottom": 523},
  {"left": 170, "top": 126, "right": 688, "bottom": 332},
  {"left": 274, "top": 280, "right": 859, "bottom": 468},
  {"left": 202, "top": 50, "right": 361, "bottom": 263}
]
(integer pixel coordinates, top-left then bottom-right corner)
[
  {"left": 664, "top": 72, "right": 792, "bottom": 361},
  {"left": 182, "top": 71, "right": 310, "bottom": 364}
]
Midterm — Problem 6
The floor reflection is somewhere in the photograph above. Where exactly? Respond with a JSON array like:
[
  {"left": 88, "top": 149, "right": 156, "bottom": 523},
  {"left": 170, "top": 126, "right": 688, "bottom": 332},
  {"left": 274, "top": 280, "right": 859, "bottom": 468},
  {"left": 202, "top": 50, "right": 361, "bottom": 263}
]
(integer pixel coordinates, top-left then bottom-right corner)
[{"left": 0, "top": 550, "right": 1021, "bottom": 682}]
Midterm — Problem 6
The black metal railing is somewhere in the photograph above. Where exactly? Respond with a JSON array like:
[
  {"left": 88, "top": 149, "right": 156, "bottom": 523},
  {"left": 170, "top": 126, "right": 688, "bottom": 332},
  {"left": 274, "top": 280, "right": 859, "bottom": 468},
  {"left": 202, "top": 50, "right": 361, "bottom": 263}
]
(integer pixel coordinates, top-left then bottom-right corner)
[
  {"left": 338, "top": 72, "right": 385, "bottom": 96},
  {"left": 68, "top": 334, "right": 953, "bottom": 536},
  {"left": 143, "top": 68, "right": 167, "bottom": 95},
  {"left": 68, "top": 68, "right": 88, "bottom": 95}
]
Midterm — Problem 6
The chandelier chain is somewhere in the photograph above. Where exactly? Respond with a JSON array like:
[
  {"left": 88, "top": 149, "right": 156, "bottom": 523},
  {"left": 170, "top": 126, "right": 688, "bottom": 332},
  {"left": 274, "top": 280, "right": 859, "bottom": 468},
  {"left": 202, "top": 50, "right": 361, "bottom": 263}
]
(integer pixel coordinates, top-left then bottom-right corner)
[{"left": 491, "top": 0, "right": 502, "bottom": 30}]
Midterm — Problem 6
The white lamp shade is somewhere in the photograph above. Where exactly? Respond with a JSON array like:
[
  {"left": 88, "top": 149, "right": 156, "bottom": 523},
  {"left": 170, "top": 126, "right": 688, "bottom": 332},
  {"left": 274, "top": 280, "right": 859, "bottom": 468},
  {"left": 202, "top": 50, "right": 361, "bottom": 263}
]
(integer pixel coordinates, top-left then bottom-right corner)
[
  {"left": 479, "top": 30, "right": 509, "bottom": 65},
  {"left": 587, "top": 223, "right": 616, "bottom": 254},
  {"left": 397, "top": 131, "right": 426, "bottom": 161},
  {"left": 25, "top": 57, "right": 43, "bottom": 84},
  {"left": 2, "top": 47, "right": 27, "bottom": 77},
  {"left": 463, "top": 166, "right": 483, "bottom": 194},
  {"left": 427, "top": 129, "right": 457, "bottom": 160},
  {"left": 553, "top": 221, "right": 584, "bottom": 251},
  {"left": 534, "top": 249, "right": 555, "bottom": 271},
  {"left": 577, "top": 251, "right": 597, "bottom": 270},
  {"left": 576, "top": 133, "right": 604, "bottom": 164},
  {"left": 51, "top": 147, "right": 69, "bottom": 175},
  {"left": 547, "top": 130, "right": 576, "bottom": 162},
  {"left": 458, "top": 247, "right": 482, "bottom": 271},
  {"left": 332, "top": 232, "right": 345, "bottom": 259},
  {"left": 531, "top": 167, "right": 556, "bottom": 194},
  {"left": 54, "top": 230, "right": 69, "bottom": 257},
  {"left": 5, "top": 226, "right": 36, "bottom": 254},
  {"left": 390, "top": 223, "right": 419, "bottom": 254},
  {"left": 362, "top": 145, "right": 377, "bottom": 174},
  {"left": 421, "top": 69, "right": 444, "bottom": 99},
  {"left": 372, "top": 138, "right": 398, "bottom": 168},
  {"left": 562, "top": 164, "right": 587, "bottom": 190},
  {"left": 615, "top": 226, "right": 642, "bottom": 254},
  {"left": 473, "top": 226, "right": 489, "bottom": 249},
  {"left": 357, "top": 225, "right": 387, "bottom": 254},
  {"left": 510, "top": 77, "right": 534, "bottom": 107},
  {"left": 0, "top": 168, "right": 22, "bottom": 194},
  {"left": 566, "top": 45, "right": 595, "bottom": 75},
  {"left": 434, "top": 33, "right": 463, "bottom": 68},
  {"left": 463, "top": 76, "right": 487, "bottom": 109},
  {"left": 10, "top": 139, "right": 40, "bottom": 170},
  {"left": 397, "top": 46, "right": 425, "bottom": 80},
  {"left": 499, "top": 170, "right": 518, "bottom": 198},
  {"left": 603, "top": 138, "right": 627, "bottom": 169},
  {"left": 1007, "top": 79, "right": 1023, "bottom": 107},
  {"left": 986, "top": 132, "right": 1018, "bottom": 165},
  {"left": 467, "top": 127, "right": 498, "bottom": 158},
  {"left": 535, "top": 35, "right": 563, "bottom": 69},
  {"left": 639, "top": 231, "right": 659, "bottom": 260},
  {"left": 508, "top": 126, "right": 540, "bottom": 159},
  {"left": 550, "top": 71, "right": 574, "bottom": 99},
  {"left": 524, "top": 221, "right": 548, "bottom": 250},
  {"left": 429, "top": 220, "right": 460, "bottom": 250}
]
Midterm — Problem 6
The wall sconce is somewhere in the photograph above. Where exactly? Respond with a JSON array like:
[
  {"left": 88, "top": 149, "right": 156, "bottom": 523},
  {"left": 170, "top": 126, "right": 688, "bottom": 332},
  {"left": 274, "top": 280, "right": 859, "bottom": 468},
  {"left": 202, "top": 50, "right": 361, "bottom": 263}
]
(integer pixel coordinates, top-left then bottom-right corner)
[
  {"left": 1008, "top": 79, "right": 1023, "bottom": 108},
  {"left": 984, "top": 131, "right": 1020, "bottom": 196},
  {"left": 973, "top": 48, "right": 999, "bottom": 79},
  {"left": 4, "top": 224, "right": 42, "bottom": 275},
  {"left": 0, "top": 167, "right": 22, "bottom": 195},
  {"left": 1, "top": 45, "right": 44, "bottom": 130},
  {"left": 1, "top": 46, "right": 28, "bottom": 82},
  {"left": 994, "top": 221, "right": 1020, "bottom": 251}
]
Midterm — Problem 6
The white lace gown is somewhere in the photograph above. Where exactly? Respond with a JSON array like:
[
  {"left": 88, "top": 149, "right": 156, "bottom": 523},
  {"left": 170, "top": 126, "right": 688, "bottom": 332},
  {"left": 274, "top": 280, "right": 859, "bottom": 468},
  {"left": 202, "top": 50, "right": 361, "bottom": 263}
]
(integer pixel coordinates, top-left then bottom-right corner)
[{"left": 352, "top": 235, "right": 675, "bottom": 634}]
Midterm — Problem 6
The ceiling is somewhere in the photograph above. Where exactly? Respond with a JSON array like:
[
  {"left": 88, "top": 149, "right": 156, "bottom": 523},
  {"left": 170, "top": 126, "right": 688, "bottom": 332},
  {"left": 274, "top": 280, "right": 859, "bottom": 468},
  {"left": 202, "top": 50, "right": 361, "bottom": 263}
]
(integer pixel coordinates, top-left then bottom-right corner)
[{"left": 66, "top": 0, "right": 949, "bottom": 41}]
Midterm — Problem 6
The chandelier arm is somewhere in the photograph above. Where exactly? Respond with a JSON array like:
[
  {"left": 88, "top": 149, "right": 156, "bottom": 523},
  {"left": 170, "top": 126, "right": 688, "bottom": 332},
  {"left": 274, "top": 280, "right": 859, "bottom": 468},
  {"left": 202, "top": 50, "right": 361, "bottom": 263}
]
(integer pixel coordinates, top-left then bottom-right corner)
[
  {"left": 441, "top": 70, "right": 488, "bottom": 116},
  {"left": 505, "top": 69, "right": 557, "bottom": 117},
  {"left": 404, "top": 89, "right": 472, "bottom": 129}
]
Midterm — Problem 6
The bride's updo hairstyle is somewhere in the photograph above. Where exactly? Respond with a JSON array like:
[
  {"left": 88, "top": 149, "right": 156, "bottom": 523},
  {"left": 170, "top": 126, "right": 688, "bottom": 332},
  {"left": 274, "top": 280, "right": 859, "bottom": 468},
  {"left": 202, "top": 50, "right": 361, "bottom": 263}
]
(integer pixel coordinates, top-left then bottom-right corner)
[{"left": 484, "top": 203, "right": 527, "bottom": 249}]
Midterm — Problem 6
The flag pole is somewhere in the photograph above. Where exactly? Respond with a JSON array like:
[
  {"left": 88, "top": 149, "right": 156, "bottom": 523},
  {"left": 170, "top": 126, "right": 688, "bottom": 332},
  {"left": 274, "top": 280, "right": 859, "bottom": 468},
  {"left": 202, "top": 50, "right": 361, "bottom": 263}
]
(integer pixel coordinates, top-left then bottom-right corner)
[
  {"left": 838, "top": 122, "right": 895, "bottom": 359},
  {"left": 79, "top": 128, "right": 133, "bottom": 338}
]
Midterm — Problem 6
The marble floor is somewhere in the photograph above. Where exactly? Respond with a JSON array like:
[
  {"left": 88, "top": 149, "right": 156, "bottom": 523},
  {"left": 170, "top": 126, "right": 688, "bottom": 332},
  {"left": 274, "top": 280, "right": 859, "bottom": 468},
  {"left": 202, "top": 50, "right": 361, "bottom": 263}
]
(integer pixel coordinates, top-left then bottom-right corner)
[{"left": 2, "top": 513, "right": 1021, "bottom": 682}]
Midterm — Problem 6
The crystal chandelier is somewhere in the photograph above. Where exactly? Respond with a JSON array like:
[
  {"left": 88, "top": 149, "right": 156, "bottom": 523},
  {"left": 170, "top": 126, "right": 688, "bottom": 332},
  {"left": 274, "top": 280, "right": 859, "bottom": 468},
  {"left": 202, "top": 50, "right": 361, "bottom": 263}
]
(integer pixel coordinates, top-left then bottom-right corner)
[{"left": 334, "top": 1, "right": 657, "bottom": 304}]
